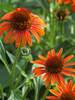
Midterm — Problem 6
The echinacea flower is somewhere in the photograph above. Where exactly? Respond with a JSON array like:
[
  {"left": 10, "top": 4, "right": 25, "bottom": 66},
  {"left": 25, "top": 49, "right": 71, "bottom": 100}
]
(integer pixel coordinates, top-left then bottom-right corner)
[
  {"left": 47, "top": 80, "right": 75, "bottom": 100},
  {"left": 32, "top": 48, "right": 75, "bottom": 86},
  {"left": 0, "top": 8, "right": 45, "bottom": 47}
]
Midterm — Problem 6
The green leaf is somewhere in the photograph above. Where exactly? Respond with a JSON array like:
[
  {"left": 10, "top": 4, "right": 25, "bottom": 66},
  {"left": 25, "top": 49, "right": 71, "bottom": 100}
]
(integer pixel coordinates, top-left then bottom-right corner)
[{"left": 0, "top": 3, "right": 14, "bottom": 12}]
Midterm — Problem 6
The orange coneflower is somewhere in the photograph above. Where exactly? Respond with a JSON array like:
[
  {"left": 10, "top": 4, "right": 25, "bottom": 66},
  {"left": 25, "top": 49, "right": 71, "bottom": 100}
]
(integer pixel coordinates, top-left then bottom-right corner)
[
  {"left": 32, "top": 48, "right": 75, "bottom": 86},
  {"left": 47, "top": 80, "right": 75, "bottom": 100},
  {"left": 0, "top": 8, "right": 45, "bottom": 47}
]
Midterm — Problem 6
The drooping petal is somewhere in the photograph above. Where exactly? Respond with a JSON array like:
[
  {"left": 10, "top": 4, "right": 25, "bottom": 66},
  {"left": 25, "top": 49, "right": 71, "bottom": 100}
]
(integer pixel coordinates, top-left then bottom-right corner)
[
  {"left": 31, "top": 13, "right": 45, "bottom": 25},
  {"left": 0, "top": 23, "right": 10, "bottom": 36},
  {"left": 3, "top": 30, "right": 13, "bottom": 43},
  {"left": 30, "top": 30, "right": 40, "bottom": 42},
  {"left": 15, "top": 33, "right": 21, "bottom": 47},
  {"left": 31, "top": 25, "right": 44, "bottom": 36},
  {"left": 1, "top": 12, "right": 13, "bottom": 20},
  {"left": 21, "top": 32, "right": 26, "bottom": 46},
  {"left": 25, "top": 31, "right": 32, "bottom": 46}
]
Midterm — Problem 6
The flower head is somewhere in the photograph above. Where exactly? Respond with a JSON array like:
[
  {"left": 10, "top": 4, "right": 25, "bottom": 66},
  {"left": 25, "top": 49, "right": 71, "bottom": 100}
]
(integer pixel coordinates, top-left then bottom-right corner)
[
  {"left": 0, "top": 8, "right": 45, "bottom": 47},
  {"left": 32, "top": 48, "right": 75, "bottom": 86},
  {"left": 56, "top": 9, "right": 69, "bottom": 21},
  {"left": 47, "top": 80, "right": 75, "bottom": 100}
]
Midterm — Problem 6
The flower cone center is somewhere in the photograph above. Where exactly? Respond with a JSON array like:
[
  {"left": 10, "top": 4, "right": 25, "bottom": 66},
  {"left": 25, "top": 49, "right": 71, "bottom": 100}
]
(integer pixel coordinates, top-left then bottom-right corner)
[
  {"left": 45, "top": 56, "right": 63, "bottom": 73},
  {"left": 11, "top": 11, "right": 32, "bottom": 31},
  {"left": 56, "top": 10, "right": 67, "bottom": 21}
]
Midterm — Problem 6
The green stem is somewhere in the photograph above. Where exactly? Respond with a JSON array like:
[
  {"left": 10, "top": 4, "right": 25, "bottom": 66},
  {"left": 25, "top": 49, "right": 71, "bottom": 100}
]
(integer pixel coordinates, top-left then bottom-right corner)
[
  {"left": 34, "top": 79, "right": 38, "bottom": 100},
  {"left": 9, "top": 47, "right": 21, "bottom": 89},
  {"left": 60, "top": 22, "right": 64, "bottom": 41},
  {"left": 42, "top": 85, "right": 51, "bottom": 100}
]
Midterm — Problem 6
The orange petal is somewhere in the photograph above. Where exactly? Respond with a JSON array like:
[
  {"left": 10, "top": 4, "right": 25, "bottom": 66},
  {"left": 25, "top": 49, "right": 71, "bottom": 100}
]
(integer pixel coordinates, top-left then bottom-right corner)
[
  {"left": 51, "top": 74, "right": 56, "bottom": 84},
  {"left": 0, "top": 22, "right": 9, "bottom": 28},
  {"left": 57, "top": 48, "right": 63, "bottom": 57},
  {"left": 33, "top": 67, "right": 44, "bottom": 73},
  {"left": 66, "top": 80, "right": 73, "bottom": 90},
  {"left": 63, "top": 67, "right": 75, "bottom": 73},
  {"left": 31, "top": 60, "right": 45, "bottom": 65},
  {"left": 72, "top": 84, "right": 75, "bottom": 91},
  {"left": 0, "top": 24, "right": 10, "bottom": 36},
  {"left": 21, "top": 32, "right": 26, "bottom": 47},
  {"left": 31, "top": 30, "right": 40, "bottom": 42},
  {"left": 31, "top": 25, "right": 44, "bottom": 36},
  {"left": 61, "top": 71, "right": 75, "bottom": 77},
  {"left": 51, "top": 49, "right": 56, "bottom": 57},
  {"left": 3, "top": 30, "right": 13, "bottom": 43},
  {"left": 48, "top": 51, "right": 51, "bottom": 58},
  {"left": 7, "top": 31, "right": 16, "bottom": 44},
  {"left": 31, "top": 14, "right": 45, "bottom": 25},
  {"left": 63, "top": 0, "right": 71, "bottom": 4},
  {"left": 41, "top": 73, "right": 49, "bottom": 81},
  {"left": 57, "top": 85, "right": 63, "bottom": 93},
  {"left": 15, "top": 33, "right": 21, "bottom": 47},
  {"left": 58, "top": 74, "right": 65, "bottom": 84},
  {"left": 1, "top": 12, "right": 13, "bottom": 20},
  {"left": 63, "top": 55, "right": 74, "bottom": 63},
  {"left": 63, "top": 62, "right": 75, "bottom": 67},
  {"left": 38, "top": 55, "right": 46, "bottom": 61},
  {"left": 45, "top": 75, "right": 51, "bottom": 86},
  {"left": 55, "top": 74, "right": 61, "bottom": 84},
  {"left": 46, "top": 96, "right": 57, "bottom": 100},
  {"left": 33, "top": 69, "right": 45, "bottom": 77},
  {"left": 25, "top": 31, "right": 32, "bottom": 46},
  {"left": 50, "top": 89, "right": 60, "bottom": 96},
  {"left": 56, "top": 0, "right": 63, "bottom": 4}
]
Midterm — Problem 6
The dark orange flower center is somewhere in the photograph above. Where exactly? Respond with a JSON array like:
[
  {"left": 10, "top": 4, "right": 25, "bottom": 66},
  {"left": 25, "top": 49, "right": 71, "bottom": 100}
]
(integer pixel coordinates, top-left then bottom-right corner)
[
  {"left": 59, "top": 93, "right": 75, "bottom": 100},
  {"left": 45, "top": 56, "right": 63, "bottom": 73},
  {"left": 56, "top": 10, "right": 67, "bottom": 21},
  {"left": 10, "top": 10, "right": 32, "bottom": 31}
]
